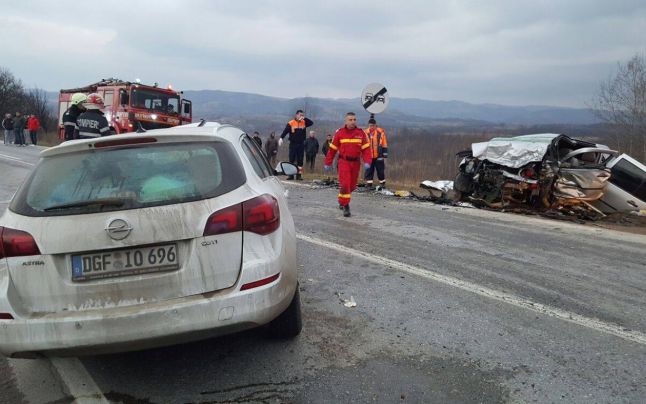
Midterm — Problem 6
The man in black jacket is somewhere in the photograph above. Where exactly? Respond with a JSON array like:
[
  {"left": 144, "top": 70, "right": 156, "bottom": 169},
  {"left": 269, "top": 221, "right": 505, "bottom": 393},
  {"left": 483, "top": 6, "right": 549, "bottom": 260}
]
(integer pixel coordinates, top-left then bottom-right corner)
[
  {"left": 2, "top": 113, "right": 13, "bottom": 145},
  {"left": 252, "top": 131, "right": 262, "bottom": 148},
  {"left": 13, "top": 112, "right": 26, "bottom": 146},
  {"left": 279, "top": 109, "right": 313, "bottom": 180},
  {"left": 62, "top": 93, "right": 87, "bottom": 140},
  {"left": 304, "top": 131, "right": 320, "bottom": 171}
]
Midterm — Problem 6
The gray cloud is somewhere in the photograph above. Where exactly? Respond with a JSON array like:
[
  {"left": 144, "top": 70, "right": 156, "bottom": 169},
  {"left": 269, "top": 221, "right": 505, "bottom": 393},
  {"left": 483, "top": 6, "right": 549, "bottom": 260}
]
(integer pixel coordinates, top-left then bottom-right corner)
[{"left": 0, "top": 0, "right": 644, "bottom": 107}]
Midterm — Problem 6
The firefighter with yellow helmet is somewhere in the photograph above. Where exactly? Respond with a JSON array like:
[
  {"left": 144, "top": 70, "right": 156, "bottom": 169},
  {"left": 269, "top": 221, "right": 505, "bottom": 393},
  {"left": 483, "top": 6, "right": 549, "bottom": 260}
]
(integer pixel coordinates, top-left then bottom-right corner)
[{"left": 62, "top": 93, "right": 87, "bottom": 141}]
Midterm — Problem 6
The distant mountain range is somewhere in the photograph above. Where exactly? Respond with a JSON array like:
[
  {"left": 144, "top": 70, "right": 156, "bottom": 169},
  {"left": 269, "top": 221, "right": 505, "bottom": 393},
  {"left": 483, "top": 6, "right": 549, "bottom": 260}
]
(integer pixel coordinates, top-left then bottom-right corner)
[
  {"left": 45, "top": 89, "right": 601, "bottom": 127},
  {"left": 184, "top": 90, "right": 600, "bottom": 127}
]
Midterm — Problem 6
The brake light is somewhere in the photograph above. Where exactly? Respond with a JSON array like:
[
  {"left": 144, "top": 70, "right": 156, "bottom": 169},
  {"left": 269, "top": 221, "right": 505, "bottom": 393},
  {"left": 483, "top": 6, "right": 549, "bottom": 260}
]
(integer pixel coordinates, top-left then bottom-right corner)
[
  {"left": 243, "top": 194, "right": 280, "bottom": 235},
  {"left": 94, "top": 137, "right": 157, "bottom": 148},
  {"left": 203, "top": 204, "right": 243, "bottom": 236},
  {"left": 0, "top": 227, "right": 41, "bottom": 259},
  {"left": 202, "top": 195, "right": 280, "bottom": 237}
]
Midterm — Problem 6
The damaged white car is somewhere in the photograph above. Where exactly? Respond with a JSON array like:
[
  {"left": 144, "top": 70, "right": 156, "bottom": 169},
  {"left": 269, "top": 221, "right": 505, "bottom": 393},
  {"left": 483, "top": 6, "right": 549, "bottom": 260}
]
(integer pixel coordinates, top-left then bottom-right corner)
[
  {"left": 0, "top": 122, "right": 301, "bottom": 357},
  {"left": 454, "top": 134, "right": 618, "bottom": 216}
]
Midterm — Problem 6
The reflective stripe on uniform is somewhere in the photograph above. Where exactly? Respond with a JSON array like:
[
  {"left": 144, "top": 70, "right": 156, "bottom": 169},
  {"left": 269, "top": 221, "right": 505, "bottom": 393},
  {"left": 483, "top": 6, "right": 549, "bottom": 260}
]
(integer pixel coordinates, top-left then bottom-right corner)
[
  {"left": 63, "top": 122, "right": 78, "bottom": 129},
  {"left": 99, "top": 126, "right": 110, "bottom": 133},
  {"left": 361, "top": 143, "right": 370, "bottom": 149},
  {"left": 338, "top": 193, "right": 352, "bottom": 198},
  {"left": 329, "top": 143, "right": 338, "bottom": 150},
  {"left": 340, "top": 139, "right": 362, "bottom": 144}
]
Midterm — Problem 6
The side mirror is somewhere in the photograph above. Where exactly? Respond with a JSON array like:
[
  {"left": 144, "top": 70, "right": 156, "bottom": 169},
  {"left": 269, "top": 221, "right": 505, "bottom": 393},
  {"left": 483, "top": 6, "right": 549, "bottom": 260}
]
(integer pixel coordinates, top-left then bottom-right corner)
[
  {"left": 183, "top": 103, "right": 191, "bottom": 114},
  {"left": 275, "top": 162, "right": 298, "bottom": 176},
  {"left": 119, "top": 90, "right": 129, "bottom": 106}
]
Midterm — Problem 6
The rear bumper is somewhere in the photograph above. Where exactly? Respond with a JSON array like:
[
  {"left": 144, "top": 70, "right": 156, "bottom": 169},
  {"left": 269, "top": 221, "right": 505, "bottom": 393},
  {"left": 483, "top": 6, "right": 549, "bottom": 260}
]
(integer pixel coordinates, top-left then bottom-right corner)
[{"left": 0, "top": 273, "right": 295, "bottom": 358}]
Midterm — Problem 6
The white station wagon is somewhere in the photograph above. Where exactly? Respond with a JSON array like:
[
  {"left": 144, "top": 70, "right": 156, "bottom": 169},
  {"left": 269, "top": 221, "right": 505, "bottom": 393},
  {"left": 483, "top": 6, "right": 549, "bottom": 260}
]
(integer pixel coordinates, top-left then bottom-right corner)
[{"left": 0, "top": 122, "right": 301, "bottom": 357}]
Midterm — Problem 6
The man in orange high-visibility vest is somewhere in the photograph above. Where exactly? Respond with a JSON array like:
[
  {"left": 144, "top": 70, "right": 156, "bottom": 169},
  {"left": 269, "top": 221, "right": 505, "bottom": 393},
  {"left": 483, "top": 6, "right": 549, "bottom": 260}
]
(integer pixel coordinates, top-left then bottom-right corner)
[
  {"left": 364, "top": 116, "right": 388, "bottom": 189},
  {"left": 324, "top": 112, "right": 372, "bottom": 217}
]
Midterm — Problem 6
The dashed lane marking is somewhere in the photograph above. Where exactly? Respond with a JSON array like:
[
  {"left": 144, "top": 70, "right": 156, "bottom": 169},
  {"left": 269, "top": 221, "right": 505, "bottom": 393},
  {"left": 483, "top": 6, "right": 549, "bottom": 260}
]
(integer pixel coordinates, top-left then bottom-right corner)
[
  {"left": 48, "top": 357, "right": 108, "bottom": 403},
  {"left": 297, "top": 233, "right": 646, "bottom": 346}
]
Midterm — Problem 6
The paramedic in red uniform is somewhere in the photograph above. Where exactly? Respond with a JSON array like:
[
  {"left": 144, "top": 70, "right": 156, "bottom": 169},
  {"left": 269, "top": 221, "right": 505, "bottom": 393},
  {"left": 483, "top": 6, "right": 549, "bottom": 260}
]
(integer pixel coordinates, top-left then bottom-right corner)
[{"left": 324, "top": 112, "right": 372, "bottom": 217}]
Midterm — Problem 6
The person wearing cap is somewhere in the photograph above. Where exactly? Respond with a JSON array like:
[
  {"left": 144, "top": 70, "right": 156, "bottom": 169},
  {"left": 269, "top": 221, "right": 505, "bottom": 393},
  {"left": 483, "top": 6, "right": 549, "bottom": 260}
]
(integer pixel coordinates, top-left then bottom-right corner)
[
  {"left": 62, "top": 93, "right": 87, "bottom": 141},
  {"left": 324, "top": 112, "right": 372, "bottom": 217},
  {"left": 364, "top": 116, "right": 389, "bottom": 189},
  {"left": 279, "top": 109, "right": 313, "bottom": 180},
  {"left": 76, "top": 93, "right": 110, "bottom": 139}
]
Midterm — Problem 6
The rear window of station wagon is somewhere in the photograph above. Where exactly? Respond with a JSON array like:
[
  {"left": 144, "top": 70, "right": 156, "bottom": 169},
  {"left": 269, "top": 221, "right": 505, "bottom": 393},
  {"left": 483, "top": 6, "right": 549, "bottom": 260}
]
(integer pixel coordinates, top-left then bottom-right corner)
[{"left": 11, "top": 141, "right": 247, "bottom": 216}]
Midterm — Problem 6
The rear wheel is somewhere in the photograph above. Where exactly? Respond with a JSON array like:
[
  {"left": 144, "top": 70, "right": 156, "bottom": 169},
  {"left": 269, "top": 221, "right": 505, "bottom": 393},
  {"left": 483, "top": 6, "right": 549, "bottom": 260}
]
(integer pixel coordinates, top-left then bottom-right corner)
[{"left": 267, "top": 287, "right": 302, "bottom": 338}]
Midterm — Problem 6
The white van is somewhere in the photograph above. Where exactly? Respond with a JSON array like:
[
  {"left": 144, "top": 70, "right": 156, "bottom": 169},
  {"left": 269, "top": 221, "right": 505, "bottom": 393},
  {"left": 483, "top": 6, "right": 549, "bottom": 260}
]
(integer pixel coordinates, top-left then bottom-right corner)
[{"left": 592, "top": 154, "right": 646, "bottom": 213}]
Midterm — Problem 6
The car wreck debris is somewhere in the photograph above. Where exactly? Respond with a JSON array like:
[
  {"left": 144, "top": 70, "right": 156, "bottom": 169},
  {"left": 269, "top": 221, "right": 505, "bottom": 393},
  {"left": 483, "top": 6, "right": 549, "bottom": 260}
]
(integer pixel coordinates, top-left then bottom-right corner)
[{"left": 453, "top": 134, "right": 618, "bottom": 219}]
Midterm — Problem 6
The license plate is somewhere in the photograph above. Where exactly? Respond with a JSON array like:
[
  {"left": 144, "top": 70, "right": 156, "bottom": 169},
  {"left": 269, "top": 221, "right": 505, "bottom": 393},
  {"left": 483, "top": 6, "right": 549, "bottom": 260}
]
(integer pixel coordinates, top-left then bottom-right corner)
[{"left": 71, "top": 243, "right": 179, "bottom": 281}]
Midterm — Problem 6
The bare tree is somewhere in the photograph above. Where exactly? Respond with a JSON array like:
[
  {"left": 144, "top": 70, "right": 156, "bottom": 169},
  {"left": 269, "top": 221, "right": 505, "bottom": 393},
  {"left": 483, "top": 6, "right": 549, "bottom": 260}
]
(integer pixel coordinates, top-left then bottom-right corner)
[
  {"left": 590, "top": 54, "right": 646, "bottom": 162},
  {"left": 0, "top": 67, "right": 26, "bottom": 115},
  {"left": 26, "top": 88, "right": 54, "bottom": 132}
]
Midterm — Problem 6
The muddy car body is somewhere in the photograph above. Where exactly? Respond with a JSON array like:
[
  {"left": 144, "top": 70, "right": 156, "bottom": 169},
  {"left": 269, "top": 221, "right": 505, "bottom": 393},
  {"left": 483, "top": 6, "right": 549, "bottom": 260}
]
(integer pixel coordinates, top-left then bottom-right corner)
[
  {"left": 454, "top": 134, "right": 618, "bottom": 212},
  {"left": 0, "top": 122, "right": 301, "bottom": 358}
]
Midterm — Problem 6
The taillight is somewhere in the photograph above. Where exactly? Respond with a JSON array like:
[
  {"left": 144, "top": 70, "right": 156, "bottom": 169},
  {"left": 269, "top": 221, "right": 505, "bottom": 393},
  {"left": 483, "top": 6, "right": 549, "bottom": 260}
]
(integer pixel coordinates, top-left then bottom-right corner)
[
  {"left": 202, "top": 195, "right": 280, "bottom": 237},
  {"left": 0, "top": 226, "right": 41, "bottom": 259},
  {"left": 243, "top": 194, "right": 280, "bottom": 235},
  {"left": 203, "top": 204, "right": 243, "bottom": 236}
]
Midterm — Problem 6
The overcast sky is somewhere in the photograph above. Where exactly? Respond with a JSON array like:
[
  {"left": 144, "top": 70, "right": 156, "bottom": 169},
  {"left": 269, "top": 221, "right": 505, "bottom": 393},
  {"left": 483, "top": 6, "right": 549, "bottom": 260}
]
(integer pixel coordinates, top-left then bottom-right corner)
[{"left": 1, "top": 0, "right": 644, "bottom": 107}]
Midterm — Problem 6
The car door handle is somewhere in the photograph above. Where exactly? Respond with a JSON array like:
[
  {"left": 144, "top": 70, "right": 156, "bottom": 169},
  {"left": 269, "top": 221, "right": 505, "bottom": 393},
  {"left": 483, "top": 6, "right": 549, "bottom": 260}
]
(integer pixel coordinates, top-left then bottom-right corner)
[{"left": 627, "top": 200, "right": 638, "bottom": 208}]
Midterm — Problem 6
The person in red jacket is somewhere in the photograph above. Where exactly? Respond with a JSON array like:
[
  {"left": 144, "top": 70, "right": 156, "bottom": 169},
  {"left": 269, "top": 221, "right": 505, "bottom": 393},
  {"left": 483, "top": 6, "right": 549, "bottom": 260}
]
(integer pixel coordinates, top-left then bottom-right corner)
[
  {"left": 27, "top": 115, "right": 40, "bottom": 145},
  {"left": 324, "top": 112, "right": 372, "bottom": 217}
]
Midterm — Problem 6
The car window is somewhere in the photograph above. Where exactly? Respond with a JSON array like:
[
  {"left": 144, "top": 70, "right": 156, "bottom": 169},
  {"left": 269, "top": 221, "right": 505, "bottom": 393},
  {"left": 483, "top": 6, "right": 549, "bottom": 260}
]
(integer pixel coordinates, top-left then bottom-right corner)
[
  {"left": 11, "top": 141, "right": 246, "bottom": 217},
  {"left": 610, "top": 158, "right": 646, "bottom": 200},
  {"left": 241, "top": 136, "right": 273, "bottom": 178}
]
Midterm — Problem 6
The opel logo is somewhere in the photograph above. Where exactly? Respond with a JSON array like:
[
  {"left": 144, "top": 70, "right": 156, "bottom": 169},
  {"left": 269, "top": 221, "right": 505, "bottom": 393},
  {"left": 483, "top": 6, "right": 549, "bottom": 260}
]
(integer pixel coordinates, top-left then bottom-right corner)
[{"left": 106, "top": 218, "right": 133, "bottom": 240}]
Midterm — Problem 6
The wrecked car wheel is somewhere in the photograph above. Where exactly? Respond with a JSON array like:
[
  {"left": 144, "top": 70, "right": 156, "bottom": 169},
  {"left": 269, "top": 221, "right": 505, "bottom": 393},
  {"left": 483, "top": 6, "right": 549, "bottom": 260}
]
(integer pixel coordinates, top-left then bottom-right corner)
[
  {"left": 454, "top": 172, "right": 474, "bottom": 194},
  {"left": 267, "top": 287, "right": 302, "bottom": 339}
]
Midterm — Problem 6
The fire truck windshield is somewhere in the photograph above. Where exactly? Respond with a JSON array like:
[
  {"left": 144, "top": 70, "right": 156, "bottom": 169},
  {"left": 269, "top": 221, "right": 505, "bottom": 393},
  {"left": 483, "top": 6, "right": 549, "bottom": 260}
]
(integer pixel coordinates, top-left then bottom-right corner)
[{"left": 131, "top": 88, "right": 180, "bottom": 115}]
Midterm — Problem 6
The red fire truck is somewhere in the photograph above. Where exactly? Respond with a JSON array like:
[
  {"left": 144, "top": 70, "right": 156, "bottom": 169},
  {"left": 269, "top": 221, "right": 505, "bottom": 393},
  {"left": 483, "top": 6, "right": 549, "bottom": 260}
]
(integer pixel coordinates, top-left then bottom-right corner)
[{"left": 58, "top": 78, "right": 192, "bottom": 138}]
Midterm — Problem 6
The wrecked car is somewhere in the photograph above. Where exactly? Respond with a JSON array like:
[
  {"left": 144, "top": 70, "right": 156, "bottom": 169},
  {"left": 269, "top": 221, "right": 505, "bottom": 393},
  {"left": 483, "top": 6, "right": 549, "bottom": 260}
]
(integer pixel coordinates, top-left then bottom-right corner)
[
  {"left": 591, "top": 153, "right": 646, "bottom": 213},
  {"left": 454, "top": 134, "right": 618, "bottom": 215}
]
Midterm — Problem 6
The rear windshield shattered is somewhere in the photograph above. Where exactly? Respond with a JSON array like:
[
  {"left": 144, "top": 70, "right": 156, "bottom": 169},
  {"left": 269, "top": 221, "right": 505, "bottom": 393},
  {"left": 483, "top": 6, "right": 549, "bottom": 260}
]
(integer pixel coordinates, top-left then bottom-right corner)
[{"left": 11, "top": 141, "right": 246, "bottom": 216}]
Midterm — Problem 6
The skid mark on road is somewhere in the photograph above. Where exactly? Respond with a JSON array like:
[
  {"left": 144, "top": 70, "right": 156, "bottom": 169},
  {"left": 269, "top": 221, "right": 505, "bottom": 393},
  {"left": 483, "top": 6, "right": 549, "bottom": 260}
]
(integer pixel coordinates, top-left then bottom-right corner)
[{"left": 297, "top": 233, "right": 646, "bottom": 346}]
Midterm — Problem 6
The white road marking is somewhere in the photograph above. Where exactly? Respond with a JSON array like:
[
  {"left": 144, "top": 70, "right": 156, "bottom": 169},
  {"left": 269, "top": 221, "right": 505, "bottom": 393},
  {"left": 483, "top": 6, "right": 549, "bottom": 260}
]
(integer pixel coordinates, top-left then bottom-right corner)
[
  {"left": 0, "top": 153, "right": 35, "bottom": 166},
  {"left": 48, "top": 357, "right": 109, "bottom": 403},
  {"left": 297, "top": 233, "right": 646, "bottom": 346}
]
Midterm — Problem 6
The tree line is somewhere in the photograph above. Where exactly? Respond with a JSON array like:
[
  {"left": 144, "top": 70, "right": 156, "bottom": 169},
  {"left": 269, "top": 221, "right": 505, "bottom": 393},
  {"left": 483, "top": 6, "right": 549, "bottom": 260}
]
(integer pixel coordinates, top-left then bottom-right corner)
[{"left": 0, "top": 67, "right": 54, "bottom": 133}]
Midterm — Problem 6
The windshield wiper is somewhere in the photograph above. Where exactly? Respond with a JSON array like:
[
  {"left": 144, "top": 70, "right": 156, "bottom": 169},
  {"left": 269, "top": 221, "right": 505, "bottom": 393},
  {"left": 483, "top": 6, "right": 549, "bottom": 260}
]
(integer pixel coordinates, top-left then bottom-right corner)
[{"left": 43, "top": 197, "right": 130, "bottom": 212}]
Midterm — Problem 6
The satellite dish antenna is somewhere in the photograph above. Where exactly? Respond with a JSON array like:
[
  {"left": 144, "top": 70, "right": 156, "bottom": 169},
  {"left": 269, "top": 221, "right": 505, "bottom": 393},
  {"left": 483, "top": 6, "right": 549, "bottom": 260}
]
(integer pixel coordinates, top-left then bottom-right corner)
[{"left": 361, "top": 82, "right": 389, "bottom": 114}]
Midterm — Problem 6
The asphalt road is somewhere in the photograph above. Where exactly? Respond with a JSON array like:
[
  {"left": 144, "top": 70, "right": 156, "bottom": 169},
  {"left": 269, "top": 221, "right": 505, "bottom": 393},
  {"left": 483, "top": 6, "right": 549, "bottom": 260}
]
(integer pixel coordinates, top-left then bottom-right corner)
[{"left": 0, "top": 144, "right": 645, "bottom": 403}]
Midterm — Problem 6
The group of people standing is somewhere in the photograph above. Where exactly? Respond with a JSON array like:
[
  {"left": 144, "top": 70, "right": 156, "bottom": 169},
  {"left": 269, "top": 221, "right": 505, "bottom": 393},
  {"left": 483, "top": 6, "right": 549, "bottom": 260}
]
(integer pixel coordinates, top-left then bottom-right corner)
[
  {"left": 268, "top": 109, "right": 388, "bottom": 217},
  {"left": 2, "top": 112, "right": 41, "bottom": 146}
]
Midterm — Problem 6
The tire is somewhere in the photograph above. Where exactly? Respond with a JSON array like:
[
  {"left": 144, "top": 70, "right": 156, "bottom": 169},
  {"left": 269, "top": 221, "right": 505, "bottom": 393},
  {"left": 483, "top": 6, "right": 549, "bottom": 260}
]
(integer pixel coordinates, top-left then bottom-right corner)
[{"left": 266, "top": 287, "right": 302, "bottom": 338}]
